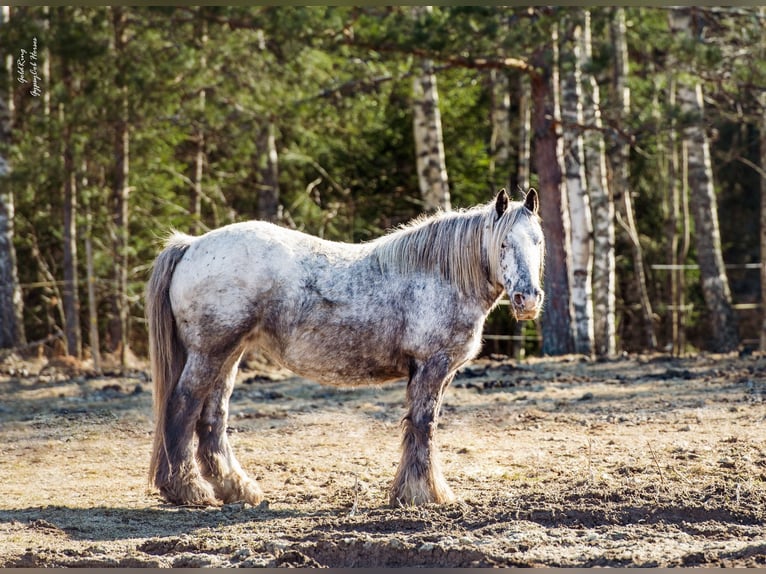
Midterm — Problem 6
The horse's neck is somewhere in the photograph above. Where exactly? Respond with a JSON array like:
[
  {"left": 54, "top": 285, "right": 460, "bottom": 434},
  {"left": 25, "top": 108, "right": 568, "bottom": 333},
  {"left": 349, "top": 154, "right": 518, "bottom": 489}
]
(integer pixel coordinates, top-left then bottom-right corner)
[{"left": 372, "top": 211, "right": 501, "bottom": 309}]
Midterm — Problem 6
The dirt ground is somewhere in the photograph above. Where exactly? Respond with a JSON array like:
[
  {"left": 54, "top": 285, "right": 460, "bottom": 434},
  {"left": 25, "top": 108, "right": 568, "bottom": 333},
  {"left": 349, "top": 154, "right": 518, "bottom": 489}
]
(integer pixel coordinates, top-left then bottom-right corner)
[{"left": 2, "top": 350, "right": 766, "bottom": 567}]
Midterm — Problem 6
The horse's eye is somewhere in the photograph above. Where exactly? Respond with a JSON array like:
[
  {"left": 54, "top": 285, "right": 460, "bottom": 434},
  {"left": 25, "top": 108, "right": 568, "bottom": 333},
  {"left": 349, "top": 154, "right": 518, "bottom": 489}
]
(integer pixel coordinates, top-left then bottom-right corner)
[{"left": 501, "top": 242, "right": 507, "bottom": 250}]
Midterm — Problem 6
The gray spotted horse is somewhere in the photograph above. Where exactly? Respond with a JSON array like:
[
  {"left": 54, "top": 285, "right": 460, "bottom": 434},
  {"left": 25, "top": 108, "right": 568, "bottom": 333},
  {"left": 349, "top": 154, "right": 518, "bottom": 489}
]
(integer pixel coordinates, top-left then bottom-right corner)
[{"left": 146, "top": 189, "right": 545, "bottom": 507}]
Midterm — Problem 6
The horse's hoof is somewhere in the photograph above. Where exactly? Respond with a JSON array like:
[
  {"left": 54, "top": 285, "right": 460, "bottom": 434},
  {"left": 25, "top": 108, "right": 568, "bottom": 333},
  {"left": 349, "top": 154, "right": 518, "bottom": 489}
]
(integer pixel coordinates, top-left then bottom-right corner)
[
  {"left": 242, "top": 480, "right": 264, "bottom": 505},
  {"left": 218, "top": 477, "right": 264, "bottom": 506},
  {"left": 161, "top": 481, "right": 220, "bottom": 507},
  {"left": 389, "top": 480, "right": 455, "bottom": 507}
]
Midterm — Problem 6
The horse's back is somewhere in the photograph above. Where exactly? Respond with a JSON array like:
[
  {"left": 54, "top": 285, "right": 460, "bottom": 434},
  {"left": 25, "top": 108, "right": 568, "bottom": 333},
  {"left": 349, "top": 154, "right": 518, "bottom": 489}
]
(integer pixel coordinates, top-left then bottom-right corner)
[{"left": 167, "top": 221, "right": 365, "bottom": 353}]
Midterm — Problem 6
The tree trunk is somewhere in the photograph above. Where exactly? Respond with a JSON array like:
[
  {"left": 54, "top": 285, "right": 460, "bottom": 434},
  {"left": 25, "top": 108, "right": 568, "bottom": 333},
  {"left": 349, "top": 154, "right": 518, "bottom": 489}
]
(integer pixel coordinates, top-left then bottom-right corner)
[
  {"left": 61, "top": 107, "right": 81, "bottom": 358},
  {"left": 760, "top": 8, "right": 766, "bottom": 352},
  {"left": 256, "top": 121, "right": 280, "bottom": 222},
  {"left": 582, "top": 9, "right": 615, "bottom": 357},
  {"left": 761, "top": 108, "right": 766, "bottom": 350},
  {"left": 531, "top": 50, "right": 574, "bottom": 356},
  {"left": 518, "top": 73, "right": 532, "bottom": 191},
  {"left": 666, "top": 74, "right": 689, "bottom": 356},
  {"left": 85, "top": 201, "right": 101, "bottom": 373},
  {"left": 680, "top": 83, "right": 739, "bottom": 352},
  {"left": 411, "top": 6, "right": 450, "bottom": 212},
  {"left": 671, "top": 7, "right": 739, "bottom": 353},
  {"left": 611, "top": 7, "right": 657, "bottom": 351},
  {"left": 0, "top": 6, "right": 25, "bottom": 349},
  {"left": 190, "top": 9, "right": 206, "bottom": 235},
  {"left": 761, "top": 96, "right": 766, "bottom": 351},
  {"left": 112, "top": 6, "right": 131, "bottom": 367},
  {"left": 59, "top": 17, "right": 82, "bottom": 358},
  {"left": 561, "top": 14, "right": 594, "bottom": 356},
  {"left": 489, "top": 68, "right": 512, "bottom": 192}
]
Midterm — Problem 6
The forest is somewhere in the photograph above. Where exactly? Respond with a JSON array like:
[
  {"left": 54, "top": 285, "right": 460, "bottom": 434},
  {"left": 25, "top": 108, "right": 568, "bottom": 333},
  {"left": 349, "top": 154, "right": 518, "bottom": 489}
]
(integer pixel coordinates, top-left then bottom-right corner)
[{"left": 1, "top": 6, "right": 765, "bottom": 368}]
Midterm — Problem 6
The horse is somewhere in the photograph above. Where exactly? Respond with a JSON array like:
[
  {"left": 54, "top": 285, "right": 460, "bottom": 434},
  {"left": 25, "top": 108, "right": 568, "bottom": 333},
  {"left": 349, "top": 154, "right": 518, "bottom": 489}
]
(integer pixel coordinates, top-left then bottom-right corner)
[{"left": 146, "top": 188, "right": 545, "bottom": 508}]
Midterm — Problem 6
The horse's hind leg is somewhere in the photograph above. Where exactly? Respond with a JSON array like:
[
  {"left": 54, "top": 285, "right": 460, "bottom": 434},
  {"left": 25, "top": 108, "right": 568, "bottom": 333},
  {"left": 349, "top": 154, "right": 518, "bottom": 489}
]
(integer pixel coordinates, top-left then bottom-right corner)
[
  {"left": 389, "top": 354, "right": 456, "bottom": 506},
  {"left": 196, "top": 354, "right": 264, "bottom": 505},
  {"left": 158, "top": 352, "right": 220, "bottom": 506}
]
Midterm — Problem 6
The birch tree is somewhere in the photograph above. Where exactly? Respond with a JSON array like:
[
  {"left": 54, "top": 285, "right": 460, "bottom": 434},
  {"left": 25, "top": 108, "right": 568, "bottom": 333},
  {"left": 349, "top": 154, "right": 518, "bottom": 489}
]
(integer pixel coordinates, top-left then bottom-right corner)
[
  {"left": 670, "top": 7, "right": 738, "bottom": 353},
  {"left": 0, "top": 5, "right": 25, "bottom": 349},
  {"left": 111, "top": 6, "right": 131, "bottom": 366},
  {"left": 518, "top": 74, "right": 532, "bottom": 191},
  {"left": 561, "top": 15, "right": 594, "bottom": 355},
  {"left": 256, "top": 120, "right": 280, "bottom": 222},
  {"left": 489, "top": 68, "right": 511, "bottom": 192},
  {"left": 411, "top": 6, "right": 450, "bottom": 212},
  {"left": 581, "top": 9, "right": 615, "bottom": 356},
  {"left": 611, "top": 7, "right": 656, "bottom": 350},
  {"left": 190, "top": 8, "right": 207, "bottom": 235}
]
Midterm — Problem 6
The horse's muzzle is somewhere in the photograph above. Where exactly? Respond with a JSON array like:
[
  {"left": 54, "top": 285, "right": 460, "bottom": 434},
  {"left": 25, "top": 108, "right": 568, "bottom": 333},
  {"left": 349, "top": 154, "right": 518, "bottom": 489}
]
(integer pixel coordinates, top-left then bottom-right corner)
[{"left": 511, "top": 289, "right": 543, "bottom": 321}]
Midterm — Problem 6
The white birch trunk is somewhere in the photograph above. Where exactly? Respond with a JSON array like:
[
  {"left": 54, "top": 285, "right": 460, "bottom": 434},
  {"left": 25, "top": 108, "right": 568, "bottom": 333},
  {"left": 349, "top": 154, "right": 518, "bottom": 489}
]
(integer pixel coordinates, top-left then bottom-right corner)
[
  {"left": 518, "top": 74, "right": 532, "bottom": 191},
  {"left": 562, "top": 16, "right": 594, "bottom": 355},
  {"left": 256, "top": 121, "right": 280, "bottom": 222},
  {"left": 412, "top": 6, "right": 450, "bottom": 212},
  {"left": 612, "top": 7, "right": 657, "bottom": 350},
  {"left": 112, "top": 7, "right": 131, "bottom": 366},
  {"left": 671, "top": 8, "right": 739, "bottom": 353},
  {"left": 191, "top": 10, "right": 207, "bottom": 234},
  {"left": 489, "top": 68, "right": 511, "bottom": 191},
  {"left": 582, "top": 10, "right": 615, "bottom": 357}
]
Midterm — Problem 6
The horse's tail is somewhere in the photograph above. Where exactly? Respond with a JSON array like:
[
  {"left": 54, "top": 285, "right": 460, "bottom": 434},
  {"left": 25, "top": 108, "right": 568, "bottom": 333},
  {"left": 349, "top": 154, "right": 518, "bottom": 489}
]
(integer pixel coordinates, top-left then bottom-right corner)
[{"left": 146, "top": 232, "right": 192, "bottom": 489}]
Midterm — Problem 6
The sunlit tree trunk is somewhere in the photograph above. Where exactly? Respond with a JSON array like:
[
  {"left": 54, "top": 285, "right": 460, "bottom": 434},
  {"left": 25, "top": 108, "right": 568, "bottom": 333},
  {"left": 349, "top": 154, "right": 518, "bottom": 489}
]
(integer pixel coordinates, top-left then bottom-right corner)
[
  {"left": 0, "top": 5, "right": 25, "bottom": 349},
  {"left": 412, "top": 6, "right": 450, "bottom": 212},
  {"left": 190, "top": 9, "right": 207, "bottom": 235},
  {"left": 561, "top": 14, "right": 594, "bottom": 356},
  {"left": 518, "top": 74, "right": 532, "bottom": 191},
  {"left": 256, "top": 120, "right": 280, "bottom": 222},
  {"left": 532, "top": 42, "right": 574, "bottom": 356},
  {"left": 671, "top": 7, "right": 738, "bottom": 353},
  {"left": 682, "top": 84, "right": 739, "bottom": 352},
  {"left": 582, "top": 9, "right": 615, "bottom": 357},
  {"left": 489, "top": 68, "right": 511, "bottom": 192},
  {"left": 111, "top": 6, "right": 131, "bottom": 367},
  {"left": 611, "top": 7, "right": 656, "bottom": 351},
  {"left": 666, "top": 74, "right": 689, "bottom": 356},
  {"left": 59, "top": 26, "right": 81, "bottom": 358},
  {"left": 84, "top": 188, "right": 101, "bottom": 372}
]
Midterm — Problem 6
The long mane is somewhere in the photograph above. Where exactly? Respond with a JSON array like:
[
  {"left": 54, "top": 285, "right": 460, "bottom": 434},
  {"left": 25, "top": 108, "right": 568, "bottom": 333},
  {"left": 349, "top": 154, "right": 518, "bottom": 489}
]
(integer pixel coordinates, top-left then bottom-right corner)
[{"left": 369, "top": 198, "right": 528, "bottom": 297}]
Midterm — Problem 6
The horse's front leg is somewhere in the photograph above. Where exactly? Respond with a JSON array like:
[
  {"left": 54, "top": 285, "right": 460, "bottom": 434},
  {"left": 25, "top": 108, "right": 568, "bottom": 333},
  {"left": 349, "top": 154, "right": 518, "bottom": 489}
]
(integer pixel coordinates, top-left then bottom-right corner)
[
  {"left": 196, "top": 355, "right": 264, "bottom": 505},
  {"left": 390, "top": 355, "right": 456, "bottom": 506}
]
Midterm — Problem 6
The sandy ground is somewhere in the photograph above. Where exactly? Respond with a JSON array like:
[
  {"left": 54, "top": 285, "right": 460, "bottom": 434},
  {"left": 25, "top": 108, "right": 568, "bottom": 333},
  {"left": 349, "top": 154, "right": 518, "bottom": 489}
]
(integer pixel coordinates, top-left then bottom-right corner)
[{"left": 1, "top": 351, "right": 766, "bottom": 567}]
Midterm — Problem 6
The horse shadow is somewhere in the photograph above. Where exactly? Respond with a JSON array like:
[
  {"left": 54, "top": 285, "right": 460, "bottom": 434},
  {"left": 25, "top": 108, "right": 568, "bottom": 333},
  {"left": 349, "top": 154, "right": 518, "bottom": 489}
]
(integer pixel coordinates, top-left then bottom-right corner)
[{"left": 0, "top": 502, "right": 327, "bottom": 542}]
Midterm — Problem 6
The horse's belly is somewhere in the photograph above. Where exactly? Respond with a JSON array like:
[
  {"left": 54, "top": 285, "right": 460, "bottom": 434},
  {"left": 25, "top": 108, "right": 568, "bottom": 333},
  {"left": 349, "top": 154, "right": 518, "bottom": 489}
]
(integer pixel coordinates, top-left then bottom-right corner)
[{"left": 276, "top": 339, "right": 407, "bottom": 387}]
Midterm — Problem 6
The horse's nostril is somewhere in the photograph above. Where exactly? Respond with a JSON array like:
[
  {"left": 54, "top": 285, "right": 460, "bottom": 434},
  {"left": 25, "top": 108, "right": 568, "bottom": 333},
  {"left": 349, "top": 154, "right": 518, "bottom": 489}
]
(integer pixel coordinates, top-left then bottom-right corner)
[{"left": 513, "top": 293, "right": 524, "bottom": 307}]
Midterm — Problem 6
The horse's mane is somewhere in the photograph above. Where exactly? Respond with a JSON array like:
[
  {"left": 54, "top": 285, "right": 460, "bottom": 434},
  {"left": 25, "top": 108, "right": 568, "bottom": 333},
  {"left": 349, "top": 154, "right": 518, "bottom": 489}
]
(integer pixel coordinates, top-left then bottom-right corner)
[{"left": 370, "top": 198, "right": 528, "bottom": 296}]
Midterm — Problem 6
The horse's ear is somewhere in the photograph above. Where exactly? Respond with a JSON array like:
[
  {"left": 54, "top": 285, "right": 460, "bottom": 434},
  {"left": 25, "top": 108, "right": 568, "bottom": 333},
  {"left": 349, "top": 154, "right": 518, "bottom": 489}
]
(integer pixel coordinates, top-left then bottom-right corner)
[
  {"left": 524, "top": 188, "right": 539, "bottom": 214},
  {"left": 495, "top": 188, "right": 509, "bottom": 219}
]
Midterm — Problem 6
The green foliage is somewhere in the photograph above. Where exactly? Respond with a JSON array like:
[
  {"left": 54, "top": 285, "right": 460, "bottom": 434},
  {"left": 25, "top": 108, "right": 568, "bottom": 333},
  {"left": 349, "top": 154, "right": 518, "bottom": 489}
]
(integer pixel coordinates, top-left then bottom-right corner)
[{"left": 2, "top": 6, "right": 765, "bottom": 356}]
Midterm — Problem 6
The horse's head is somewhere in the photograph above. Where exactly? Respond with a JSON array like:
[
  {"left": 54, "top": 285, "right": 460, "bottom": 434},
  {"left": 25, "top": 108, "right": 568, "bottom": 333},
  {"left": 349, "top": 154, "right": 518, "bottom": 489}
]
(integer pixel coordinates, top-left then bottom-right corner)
[{"left": 491, "top": 189, "right": 545, "bottom": 321}]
